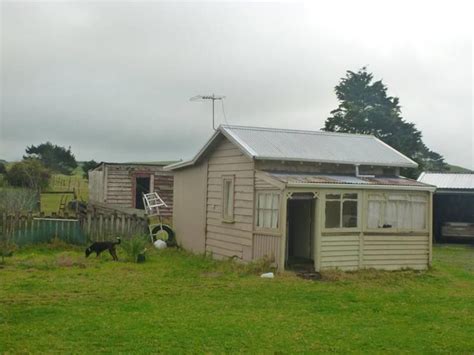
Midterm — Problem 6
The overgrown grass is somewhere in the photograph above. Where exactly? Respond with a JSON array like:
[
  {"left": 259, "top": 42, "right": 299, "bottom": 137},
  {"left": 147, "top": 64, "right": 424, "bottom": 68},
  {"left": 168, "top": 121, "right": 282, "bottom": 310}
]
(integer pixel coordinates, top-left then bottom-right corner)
[{"left": 0, "top": 245, "right": 473, "bottom": 353}]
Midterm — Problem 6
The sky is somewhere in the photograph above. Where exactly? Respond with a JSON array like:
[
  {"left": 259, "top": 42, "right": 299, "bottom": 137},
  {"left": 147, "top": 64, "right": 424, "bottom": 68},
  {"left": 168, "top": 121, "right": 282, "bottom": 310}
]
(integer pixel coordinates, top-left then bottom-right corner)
[{"left": 1, "top": 0, "right": 473, "bottom": 169}]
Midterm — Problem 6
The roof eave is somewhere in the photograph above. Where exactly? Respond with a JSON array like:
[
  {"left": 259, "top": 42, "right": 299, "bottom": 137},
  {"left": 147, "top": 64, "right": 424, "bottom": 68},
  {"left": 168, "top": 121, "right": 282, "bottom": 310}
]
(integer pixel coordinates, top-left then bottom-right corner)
[
  {"left": 285, "top": 182, "right": 436, "bottom": 192},
  {"left": 254, "top": 156, "right": 418, "bottom": 169},
  {"left": 164, "top": 129, "right": 224, "bottom": 171}
]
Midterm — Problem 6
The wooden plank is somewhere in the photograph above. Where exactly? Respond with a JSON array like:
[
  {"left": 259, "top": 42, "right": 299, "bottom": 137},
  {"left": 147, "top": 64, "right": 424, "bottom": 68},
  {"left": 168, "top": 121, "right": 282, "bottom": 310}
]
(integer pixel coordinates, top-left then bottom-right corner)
[
  {"left": 364, "top": 236, "right": 429, "bottom": 242},
  {"left": 206, "top": 237, "right": 245, "bottom": 252},
  {"left": 206, "top": 217, "right": 253, "bottom": 232},
  {"left": 207, "top": 191, "right": 253, "bottom": 202},
  {"left": 321, "top": 255, "right": 359, "bottom": 262},
  {"left": 208, "top": 171, "right": 254, "bottom": 179},
  {"left": 206, "top": 245, "right": 243, "bottom": 259},
  {"left": 207, "top": 211, "right": 253, "bottom": 224},
  {"left": 208, "top": 155, "right": 251, "bottom": 164},
  {"left": 364, "top": 254, "right": 428, "bottom": 261},
  {"left": 206, "top": 225, "right": 252, "bottom": 239},
  {"left": 207, "top": 232, "right": 253, "bottom": 247},
  {"left": 364, "top": 244, "right": 428, "bottom": 251},
  {"left": 321, "top": 235, "right": 359, "bottom": 242}
]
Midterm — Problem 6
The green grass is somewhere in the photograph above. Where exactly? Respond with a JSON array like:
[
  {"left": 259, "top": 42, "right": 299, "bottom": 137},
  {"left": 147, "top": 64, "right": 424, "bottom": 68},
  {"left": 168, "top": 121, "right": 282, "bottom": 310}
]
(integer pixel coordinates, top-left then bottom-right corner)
[{"left": 1, "top": 245, "right": 473, "bottom": 353}]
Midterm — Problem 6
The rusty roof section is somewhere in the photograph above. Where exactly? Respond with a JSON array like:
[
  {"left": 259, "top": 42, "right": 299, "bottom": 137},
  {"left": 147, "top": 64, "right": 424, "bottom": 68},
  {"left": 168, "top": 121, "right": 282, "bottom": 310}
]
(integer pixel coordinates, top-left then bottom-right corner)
[{"left": 267, "top": 172, "right": 433, "bottom": 189}]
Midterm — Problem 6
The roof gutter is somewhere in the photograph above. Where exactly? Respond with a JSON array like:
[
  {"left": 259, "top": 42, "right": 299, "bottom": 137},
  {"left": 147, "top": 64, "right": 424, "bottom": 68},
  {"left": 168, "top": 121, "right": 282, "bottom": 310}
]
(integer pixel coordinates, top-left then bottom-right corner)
[{"left": 285, "top": 182, "right": 436, "bottom": 192}]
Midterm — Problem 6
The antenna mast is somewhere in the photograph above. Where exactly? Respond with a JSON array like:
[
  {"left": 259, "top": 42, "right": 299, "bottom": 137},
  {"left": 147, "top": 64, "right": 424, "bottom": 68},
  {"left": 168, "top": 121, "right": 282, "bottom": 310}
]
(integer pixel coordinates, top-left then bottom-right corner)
[{"left": 190, "top": 94, "right": 225, "bottom": 130}]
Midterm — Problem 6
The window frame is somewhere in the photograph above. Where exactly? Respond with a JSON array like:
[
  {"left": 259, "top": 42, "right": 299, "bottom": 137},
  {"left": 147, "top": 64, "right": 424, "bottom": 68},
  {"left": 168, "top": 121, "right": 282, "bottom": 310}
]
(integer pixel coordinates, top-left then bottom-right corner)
[
  {"left": 322, "top": 190, "right": 361, "bottom": 232},
  {"left": 255, "top": 191, "right": 281, "bottom": 232},
  {"left": 364, "top": 191, "right": 429, "bottom": 233},
  {"left": 221, "top": 175, "right": 235, "bottom": 223}
]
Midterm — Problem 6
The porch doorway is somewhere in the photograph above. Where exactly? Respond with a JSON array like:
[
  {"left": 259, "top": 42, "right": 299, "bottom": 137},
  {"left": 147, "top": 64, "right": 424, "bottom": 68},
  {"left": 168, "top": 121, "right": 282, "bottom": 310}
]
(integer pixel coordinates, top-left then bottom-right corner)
[
  {"left": 286, "top": 195, "right": 315, "bottom": 270},
  {"left": 135, "top": 176, "right": 151, "bottom": 209}
]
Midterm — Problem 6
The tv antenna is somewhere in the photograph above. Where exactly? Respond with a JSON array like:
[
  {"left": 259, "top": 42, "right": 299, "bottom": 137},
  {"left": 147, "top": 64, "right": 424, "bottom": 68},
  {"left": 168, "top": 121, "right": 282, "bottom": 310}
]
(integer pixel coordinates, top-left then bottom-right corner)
[{"left": 190, "top": 94, "right": 225, "bottom": 130}]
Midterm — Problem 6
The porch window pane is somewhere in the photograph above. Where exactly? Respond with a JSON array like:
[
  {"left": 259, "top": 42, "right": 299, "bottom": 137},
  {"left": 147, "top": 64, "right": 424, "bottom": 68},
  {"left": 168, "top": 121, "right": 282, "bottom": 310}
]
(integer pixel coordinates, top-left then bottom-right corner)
[
  {"left": 368, "top": 200, "right": 382, "bottom": 229},
  {"left": 342, "top": 200, "right": 358, "bottom": 227},
  {"left": 325, "top": 200, "right": 341, "bottom": 228},
  {"left": 412, "top": 202, "right": 427, "bottom": 229}
]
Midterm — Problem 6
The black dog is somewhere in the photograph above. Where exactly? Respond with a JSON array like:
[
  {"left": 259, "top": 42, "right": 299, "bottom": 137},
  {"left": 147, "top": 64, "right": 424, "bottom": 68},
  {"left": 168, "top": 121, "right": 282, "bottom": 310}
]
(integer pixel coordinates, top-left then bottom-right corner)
[{"left": 85, "top": 238, "right": 121, "bottom": 261}]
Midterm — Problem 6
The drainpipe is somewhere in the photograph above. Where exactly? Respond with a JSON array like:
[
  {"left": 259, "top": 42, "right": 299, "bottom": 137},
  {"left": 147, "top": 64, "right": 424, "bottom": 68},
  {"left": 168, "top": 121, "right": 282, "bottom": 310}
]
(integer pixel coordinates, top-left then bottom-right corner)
[{"left": 355, "top": 164, "right": 375, "bottom": 178}]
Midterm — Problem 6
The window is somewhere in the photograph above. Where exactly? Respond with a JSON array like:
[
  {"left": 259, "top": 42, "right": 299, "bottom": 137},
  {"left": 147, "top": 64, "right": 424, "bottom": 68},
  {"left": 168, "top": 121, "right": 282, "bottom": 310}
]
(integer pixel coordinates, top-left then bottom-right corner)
[
  {"left": 325, "top": 193, "right": 358, "bottom": 229},
  {"left": 222, "top": 176, "right": 235, "bottom": 221},
  {"left": 367, "top": 193, "right": 427, "bottom": 231},
  {"left": 256, "top": 192, "right": 280, "bottom": 229}
]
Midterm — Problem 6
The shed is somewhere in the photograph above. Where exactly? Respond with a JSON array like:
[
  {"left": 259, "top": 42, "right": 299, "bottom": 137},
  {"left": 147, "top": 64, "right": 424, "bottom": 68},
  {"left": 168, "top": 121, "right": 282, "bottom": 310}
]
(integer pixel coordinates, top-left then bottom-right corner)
[
  {"left": 166, "top": 125, "right": 435, "bottom": 271},
  {"left": 88, "top": 162, "right": 174, "bottom": 217},
  {"left": 418, "top": 172, "right": 474, "bottom": 243}
]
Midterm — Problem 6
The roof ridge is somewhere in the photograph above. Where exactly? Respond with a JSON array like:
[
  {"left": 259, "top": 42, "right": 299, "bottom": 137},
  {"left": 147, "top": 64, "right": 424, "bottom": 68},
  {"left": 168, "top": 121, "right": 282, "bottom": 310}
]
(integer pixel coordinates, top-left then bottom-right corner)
[{"left": 220, "top": 124, "right": 375, "bottom": 139}]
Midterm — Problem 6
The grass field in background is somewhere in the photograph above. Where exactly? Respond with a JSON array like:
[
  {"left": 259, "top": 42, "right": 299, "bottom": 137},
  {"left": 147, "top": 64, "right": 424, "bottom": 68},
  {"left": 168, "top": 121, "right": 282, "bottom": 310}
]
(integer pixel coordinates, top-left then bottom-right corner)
[
  {"left": 1, "top": 245, "right": 473, "bottom": 353},
  {"left": 41, "top": 167, "right": 88, "bottom": 215}
]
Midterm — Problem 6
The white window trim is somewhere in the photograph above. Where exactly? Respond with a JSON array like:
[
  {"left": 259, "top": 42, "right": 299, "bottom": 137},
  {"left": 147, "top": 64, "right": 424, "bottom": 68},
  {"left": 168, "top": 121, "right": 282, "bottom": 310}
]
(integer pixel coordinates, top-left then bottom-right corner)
[
  {"left": 222, "top": 175, "right": 235, "bottom": 223},
  {"left": 364, "top": 192, "right": 429, "bottom": 233},
  {"left": 322, "top": 190, "right": 361, "bottom": 232},
  {"left": 255, "top": 191, "right": 281, "bottom": 232}
]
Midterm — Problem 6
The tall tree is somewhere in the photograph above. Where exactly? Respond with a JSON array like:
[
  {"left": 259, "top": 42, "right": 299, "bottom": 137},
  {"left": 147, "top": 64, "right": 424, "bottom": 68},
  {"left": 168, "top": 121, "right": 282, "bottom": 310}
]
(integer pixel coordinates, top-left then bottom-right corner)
[
  {"left": 324, "top": 68, "right": 448, "bottom": 177},
  {"left": 24, "top": 142, "right": 78, "bottom": 175},
  {"left": 82, "top": 160, "right": 98, "bottom": 179}
]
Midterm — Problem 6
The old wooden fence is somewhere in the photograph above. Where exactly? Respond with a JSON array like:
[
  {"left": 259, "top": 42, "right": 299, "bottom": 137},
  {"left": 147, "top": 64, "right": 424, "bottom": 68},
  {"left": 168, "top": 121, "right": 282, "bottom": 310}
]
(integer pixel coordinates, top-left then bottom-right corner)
[{"left": 1, "top": 211, "right": 148, "bottom": 246}]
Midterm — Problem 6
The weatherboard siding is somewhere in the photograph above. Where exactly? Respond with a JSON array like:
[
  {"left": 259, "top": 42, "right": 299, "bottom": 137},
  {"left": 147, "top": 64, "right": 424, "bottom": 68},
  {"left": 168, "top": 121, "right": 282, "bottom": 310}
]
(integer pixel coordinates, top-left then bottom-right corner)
[
  {"left": 320, "top": 234, "right": 360, "bottom": 270},
  {"left": 205, "top": 138, "right": 255, "bottom": 261},
  {"left": 319, "top": 233, "right": 430, "bottom": 271},
  {"left": 253, "top": 234, "right": 280, "bottom": 262},
  {"left": 362, "top": 235, "right": 429, "bottom": 270},
  {"left": 89, "top": 164, "right": 174, "bottom": 217}
]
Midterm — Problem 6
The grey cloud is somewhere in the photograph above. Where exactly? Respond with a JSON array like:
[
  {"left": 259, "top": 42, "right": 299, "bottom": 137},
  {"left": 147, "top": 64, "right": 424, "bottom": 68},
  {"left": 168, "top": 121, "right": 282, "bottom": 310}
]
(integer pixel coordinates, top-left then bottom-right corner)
[{"left": 1, "top": 1, "right": 472, "bottom": 169}]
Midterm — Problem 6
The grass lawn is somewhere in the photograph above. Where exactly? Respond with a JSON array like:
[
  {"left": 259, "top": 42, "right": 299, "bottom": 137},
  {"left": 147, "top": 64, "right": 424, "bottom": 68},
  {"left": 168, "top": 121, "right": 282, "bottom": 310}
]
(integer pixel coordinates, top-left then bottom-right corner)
[{"left": 1, "top": 245, "right": 473, "bottom": 353}]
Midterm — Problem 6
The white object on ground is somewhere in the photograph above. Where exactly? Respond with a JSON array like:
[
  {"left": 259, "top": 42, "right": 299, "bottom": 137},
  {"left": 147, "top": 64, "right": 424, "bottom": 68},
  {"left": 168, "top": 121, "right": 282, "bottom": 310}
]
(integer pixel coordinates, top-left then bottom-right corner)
[
  {"left": 260, "top": 272, "right": 274, "bottom": 279},
  {"left": 153, "top": 239, "right": 167, "bottom": 249}
]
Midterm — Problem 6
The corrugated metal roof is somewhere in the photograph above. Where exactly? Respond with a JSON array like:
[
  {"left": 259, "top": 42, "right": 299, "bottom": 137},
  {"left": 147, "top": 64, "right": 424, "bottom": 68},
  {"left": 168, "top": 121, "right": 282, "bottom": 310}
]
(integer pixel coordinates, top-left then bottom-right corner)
[
  {"left": 269, "top": 172, "right": 432, "bottom": 189},
  {"left": 222, "top": 125, "right": 417, "bottom": 168},
  {"left": 418, "top": 173, "right": 474, "bottom": 190},
  {"left": 165, "top": 125, "right": 418, "bottom": 170}
]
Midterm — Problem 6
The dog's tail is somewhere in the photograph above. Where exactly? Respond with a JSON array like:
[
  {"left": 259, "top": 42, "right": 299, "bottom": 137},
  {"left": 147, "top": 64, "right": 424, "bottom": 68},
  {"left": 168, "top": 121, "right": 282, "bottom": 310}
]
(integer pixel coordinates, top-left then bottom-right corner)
[{"left": 115, "top": 237, "right": 121, "bottom": 245}]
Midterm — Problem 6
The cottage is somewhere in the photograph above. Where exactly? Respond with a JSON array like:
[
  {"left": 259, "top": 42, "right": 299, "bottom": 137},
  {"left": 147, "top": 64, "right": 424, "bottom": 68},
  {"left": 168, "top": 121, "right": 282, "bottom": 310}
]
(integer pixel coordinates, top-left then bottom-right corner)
[
  {"left": 88, "top": 162, "right": 174, "bottom": 217},
  {"left": 166, "top": 125, "right": 435, "bottom": 271},
  {"left": 418, "top": 173, "right": 474, "bottom": 243}
]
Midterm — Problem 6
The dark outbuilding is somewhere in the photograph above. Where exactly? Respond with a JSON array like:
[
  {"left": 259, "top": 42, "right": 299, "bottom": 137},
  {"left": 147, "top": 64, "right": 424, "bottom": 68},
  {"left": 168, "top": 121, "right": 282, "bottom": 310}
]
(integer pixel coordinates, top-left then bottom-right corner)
[{"left": 418, "top": 173, "right": 474, "bottom": 243}]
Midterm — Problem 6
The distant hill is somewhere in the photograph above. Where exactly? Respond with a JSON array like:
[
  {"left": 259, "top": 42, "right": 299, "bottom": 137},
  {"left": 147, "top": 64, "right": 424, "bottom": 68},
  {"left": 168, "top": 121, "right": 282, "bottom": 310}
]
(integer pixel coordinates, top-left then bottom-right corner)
[{"left": 446, "top": 164, "right": 473, "bottom": 173}]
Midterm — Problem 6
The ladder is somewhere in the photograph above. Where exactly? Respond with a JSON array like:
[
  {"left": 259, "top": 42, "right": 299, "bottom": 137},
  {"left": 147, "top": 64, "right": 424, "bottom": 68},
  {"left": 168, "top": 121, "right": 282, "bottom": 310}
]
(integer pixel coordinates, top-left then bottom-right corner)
[
  {"left": 142, "top": 192, "right": 167, "bottom": 217},
  {"left": 142, "top": 192, "right": 169, "bottom": 243}
]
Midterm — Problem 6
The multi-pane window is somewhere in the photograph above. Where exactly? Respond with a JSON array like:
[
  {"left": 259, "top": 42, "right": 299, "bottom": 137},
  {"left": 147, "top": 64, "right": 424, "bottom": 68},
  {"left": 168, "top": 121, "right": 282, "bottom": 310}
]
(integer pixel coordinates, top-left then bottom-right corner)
[
  {"left": 256, "top": 192, "right": 280, "bottom": 229},
  {"left": 367, "top": 193, "right": 427, "bottom": 231},
  {"left": 325, "top": 193, "right": 358, "bottom": 229},
  {"left": 222, "top": 176, "right": 235, "bottom": 221}
]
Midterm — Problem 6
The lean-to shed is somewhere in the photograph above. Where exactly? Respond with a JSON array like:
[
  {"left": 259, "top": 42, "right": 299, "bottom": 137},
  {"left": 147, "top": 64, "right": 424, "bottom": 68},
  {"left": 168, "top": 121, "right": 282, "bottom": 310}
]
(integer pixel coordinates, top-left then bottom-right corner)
[
  {"left": 166, "top": 125, "right": 435, "bottom": 271},
  {"left": 418, "top": 172, "right": 474, "bottom": 243},
  {"left": 88, "top": 162, "right": 174, "bottom": 217}
]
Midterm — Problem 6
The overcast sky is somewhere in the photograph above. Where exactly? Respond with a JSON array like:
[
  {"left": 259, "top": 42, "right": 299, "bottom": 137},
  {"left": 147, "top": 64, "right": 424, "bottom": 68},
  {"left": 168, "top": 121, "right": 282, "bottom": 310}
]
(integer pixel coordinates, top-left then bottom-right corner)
[{"left": 1, "top": 0, "right": 473, "bottom": 169}]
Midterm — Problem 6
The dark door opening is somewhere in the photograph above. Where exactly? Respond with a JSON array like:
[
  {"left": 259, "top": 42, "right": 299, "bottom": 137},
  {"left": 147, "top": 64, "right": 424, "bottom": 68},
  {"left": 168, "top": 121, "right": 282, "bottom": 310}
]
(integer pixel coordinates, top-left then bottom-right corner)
[
  {"left": 433, "top": 193, "right": 474, "bottom": 243},
  {"left": 286, "top": 197, "right": 315, "bottom": 270},
  {"left": 135, "top": 176, "right": 151, "bottom": 209}
]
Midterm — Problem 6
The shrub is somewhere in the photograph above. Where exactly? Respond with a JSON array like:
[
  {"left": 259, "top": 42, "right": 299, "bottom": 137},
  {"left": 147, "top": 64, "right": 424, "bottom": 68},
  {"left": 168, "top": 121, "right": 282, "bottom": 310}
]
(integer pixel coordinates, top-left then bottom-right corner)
[
  {"left": 6, "top": 159, "right": 50, "bottom": 190},
  {"left": 121, "top": 235, "right": 148, "bottom": 263},
  {"left": 0, "top": 188, "right": 38, "bottom": 213},
  {"left": 0, "top": 162, "right": 6, "bottom": 175}
]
